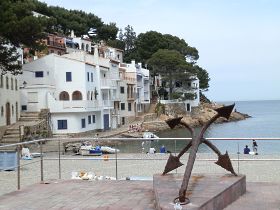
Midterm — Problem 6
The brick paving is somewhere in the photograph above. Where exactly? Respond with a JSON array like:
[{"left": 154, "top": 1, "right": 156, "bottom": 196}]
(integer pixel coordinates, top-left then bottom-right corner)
[
  {"left": 0, "top": 180, "right": 155, "bottom": 210},
  {"left": 0, "top": 178, "right": 280, "bottom": 209}
]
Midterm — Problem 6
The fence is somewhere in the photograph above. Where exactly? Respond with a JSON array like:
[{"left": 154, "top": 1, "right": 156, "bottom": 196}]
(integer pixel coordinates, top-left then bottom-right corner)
[{"left": 1, "top": 137, "right": 280, "bottom": 196}]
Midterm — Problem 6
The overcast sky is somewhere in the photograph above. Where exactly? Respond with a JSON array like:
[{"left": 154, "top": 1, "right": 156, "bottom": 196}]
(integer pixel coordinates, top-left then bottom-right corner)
[{"left": 41, "top": 0, "right": 280, "bottom": 102}]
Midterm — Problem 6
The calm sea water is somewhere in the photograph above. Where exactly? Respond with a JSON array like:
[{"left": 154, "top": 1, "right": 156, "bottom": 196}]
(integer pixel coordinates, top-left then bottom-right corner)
[{"left": 119, "top": 100, "right": 280, "bottom": 154}]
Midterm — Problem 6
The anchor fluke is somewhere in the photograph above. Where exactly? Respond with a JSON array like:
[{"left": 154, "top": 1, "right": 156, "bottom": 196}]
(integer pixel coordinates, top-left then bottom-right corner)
[
  {"left": 215, "top": 104, "right": 235, "bottom": 120},
  {"left": 215, "top": 151, "right": 237, "bottom": 176},
  {"left": 162, "top": 154, "right": 184, "bottom": 175}
]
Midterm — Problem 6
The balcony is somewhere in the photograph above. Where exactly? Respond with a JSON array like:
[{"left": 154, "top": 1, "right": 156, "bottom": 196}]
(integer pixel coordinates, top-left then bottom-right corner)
[
  {"left": 101, "top": 79, "right": 117, "bottom": 89},
  {"left": 49, "top": 100, "right": 101, "bottom": 113},
  {"left": 102, "top": 100, "right": 114, "bottom": 109},
  {"left": 127, "top": 92, "right": 136, "bottom": 101}
]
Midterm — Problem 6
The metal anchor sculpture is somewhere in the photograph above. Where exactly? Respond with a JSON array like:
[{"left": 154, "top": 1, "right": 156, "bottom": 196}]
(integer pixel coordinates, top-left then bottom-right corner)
[{"left": 162, "top": 104, "right": 237, "bottom": 204}]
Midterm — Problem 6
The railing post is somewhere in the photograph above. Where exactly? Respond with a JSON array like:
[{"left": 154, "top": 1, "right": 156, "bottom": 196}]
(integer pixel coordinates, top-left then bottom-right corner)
[
  {"left": 237, "top": 142, "right": 240, "bottom": 174},
  {"left": 58, "top": 139, "right": 61, "bottom": 179},
  {"left": 17, "top": 145, "right": 21, "bottom": 190},
  {"left": 40, "top": 142, "right": 44, "bottom": 182},
  {"left": 115, "top": 146, "right": 118, "bottom": 180},
  {"left": 174, "top": 139, "right": 177, "bottom": 174}
]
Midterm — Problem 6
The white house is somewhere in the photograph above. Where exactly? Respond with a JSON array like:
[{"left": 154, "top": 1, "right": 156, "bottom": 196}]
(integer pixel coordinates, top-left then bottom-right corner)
[
  {"left": 0, "top": 47, "right": 22, "bottom": 129},
  {"left": 160, "top": 75, "right": 200, "bottom": 112},
  {"left": 20, "top": 49, "right": 116, "bottom": 134},
  {"left": 0, "top": 71, "right": 20, "bottom": 127},
  {"left": 121, "top": 60, "right": 150, "bottom": 115}
]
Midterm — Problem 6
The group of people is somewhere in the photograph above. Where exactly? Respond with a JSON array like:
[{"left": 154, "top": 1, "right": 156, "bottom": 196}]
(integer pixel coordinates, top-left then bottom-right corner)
[
  {"left": 128, "top": 124, "right": 142, "bottom": 133},
  {"left": 244, "top": 139, "right": 258, "bottom": 155}
]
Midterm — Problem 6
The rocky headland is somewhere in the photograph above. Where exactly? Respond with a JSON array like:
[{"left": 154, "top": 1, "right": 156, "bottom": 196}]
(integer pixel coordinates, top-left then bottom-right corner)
[{"left": 131, "top": 103, "right": 251, "bottom": 136}]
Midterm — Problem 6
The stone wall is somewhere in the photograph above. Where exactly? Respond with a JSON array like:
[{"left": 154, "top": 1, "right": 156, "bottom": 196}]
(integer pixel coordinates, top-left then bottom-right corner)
[
  {"left": 143, "top": 113, "right": 157, "bottom": 122},
  {"left": 0, "top": 126, "right": 6, "bottom": 140}
]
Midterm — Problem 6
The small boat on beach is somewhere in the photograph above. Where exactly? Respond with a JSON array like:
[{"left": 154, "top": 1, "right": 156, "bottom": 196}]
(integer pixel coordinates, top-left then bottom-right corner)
[
  {"left": 79, "top": 145, "right": 102, "bottom": 156},
  {"left": 100, "top": 146, "right": 120, "bottom": 154},
  {"left": 79, "top": 145, "right": 119, "bottom": 155},
  {"left": 143, "top": 131, "right": 159, "bottom": 139}
]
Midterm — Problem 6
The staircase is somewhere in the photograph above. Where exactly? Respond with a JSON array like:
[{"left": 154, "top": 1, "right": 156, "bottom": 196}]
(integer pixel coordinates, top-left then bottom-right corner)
[{"left": 1, "top": 112, "right": 41, "bottom": 145}]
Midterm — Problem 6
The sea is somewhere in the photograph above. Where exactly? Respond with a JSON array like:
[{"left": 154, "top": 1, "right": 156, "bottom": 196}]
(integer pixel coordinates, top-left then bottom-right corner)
[{"left": 120, "top": 100, "right": 280, "bottom": 154}]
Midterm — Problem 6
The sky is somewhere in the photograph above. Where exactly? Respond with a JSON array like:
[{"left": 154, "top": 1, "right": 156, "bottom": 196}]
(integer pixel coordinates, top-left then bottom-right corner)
[{"left": 40, "top": 0, "right": 280, "bottom": 102}]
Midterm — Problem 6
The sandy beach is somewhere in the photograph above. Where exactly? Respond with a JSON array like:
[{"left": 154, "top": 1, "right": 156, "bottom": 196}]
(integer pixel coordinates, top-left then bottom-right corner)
[{"left": 1, "top": 152, "right": 280, "bottom": 196}]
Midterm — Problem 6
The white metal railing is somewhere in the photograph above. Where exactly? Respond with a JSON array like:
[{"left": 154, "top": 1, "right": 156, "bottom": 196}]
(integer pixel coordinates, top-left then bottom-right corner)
[
  {"left": 102, "top": 100, "right": 113, "bottom": 107},
  {"left": 100, "top": 79, "right": 117, "bottom": 88},
  {"left": 1, "top": 137, "right": 280, "bottom": 195}
]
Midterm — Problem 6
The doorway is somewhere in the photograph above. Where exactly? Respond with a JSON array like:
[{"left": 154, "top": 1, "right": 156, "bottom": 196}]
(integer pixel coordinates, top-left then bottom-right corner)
[{"left": 6, "top": 102, "right": 11, "bottom": 125}]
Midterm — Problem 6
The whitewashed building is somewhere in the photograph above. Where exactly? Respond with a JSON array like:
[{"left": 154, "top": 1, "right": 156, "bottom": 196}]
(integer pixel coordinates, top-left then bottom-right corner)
[
  {"left": 121, "top": 60, "right": 150, "bottom": 116},
  {"left": 0, "top": 71, "right": 20, "bottom": 127},
  {"left": 160, "top": 75, "right": 200, "bottom": 112},
  {"left": 20, "top": 48, "right": 117, "bottom": 134},
  {"left": 0, "top": 48, "right": 23, "bottom": 128}
]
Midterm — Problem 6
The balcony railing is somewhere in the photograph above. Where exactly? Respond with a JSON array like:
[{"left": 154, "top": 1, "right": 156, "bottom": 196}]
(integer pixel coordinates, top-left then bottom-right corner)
[
  {"left": 102, "top": 100, "right": 113, "bottom": 108},
  {"left": 101, "top": 79, "right": 117, "bottom": 88}
]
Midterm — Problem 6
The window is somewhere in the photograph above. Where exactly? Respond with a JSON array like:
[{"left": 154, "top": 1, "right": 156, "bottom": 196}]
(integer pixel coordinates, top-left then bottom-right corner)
[
  {"left": 81, "top": 118, "right": 86, "bottom": 128},
  {"left": 88, "top": 115, "right": 91, "bottom": 124},
  {"left": 11, "top": 78, "right": 13, "bottom": 90},
  {"left": 6, "top": 76, "right": 9, "bottom": 89},
  {"left": 72, "top": 91, "right": 82, "bottom": 100},
  {"left": 81, "top": 43, "right": 84, "bottom": 50},
  {"left": 1, "top": 106, "right": 3, "bottom": 116},
  {"left": 86, "top": 44, "right": 89, "bottom": 52},
  {"left": 0, "top": 75, "right": 3, "bottom": 88},
  {"left": 58, "top": 120, "right": 67, "bottom": 130},
  {"left": 15, "top": 79, "right": 17, "bottom": 90},
  {"left": 87, "top": 72, "right": 89, "bottom": 81},
  {"left": 92, "top": 115, "right": 96, "bottom": 123},
  {"left": 121, "top": 103, "right": 125, "bottom": 110},
  {"left": 35, "top": 71, "right": 44, "bottom": 77},
  {"left": 21, "top": 105, "right": 27, "bottom": 111},
  {"left": 120, "top": 86, "right": 125, "bottom": 94},
  {"left": 128, "top": 103, "right": 132, "bottom": 111},
  {"left": 122, "top": 117, "right": 125, "bottom": 125},
  {"left": 66, "top": 72, "right": 72, "bottom": 82},
  {"left": 91, "top": 73, "right": 93, "bottom": 82},
  {"left": 12, "top": 105, "right": 14, "bottom": 115},
  {"left": 59, "top": 91, "right": 70, "bottom": 100}
]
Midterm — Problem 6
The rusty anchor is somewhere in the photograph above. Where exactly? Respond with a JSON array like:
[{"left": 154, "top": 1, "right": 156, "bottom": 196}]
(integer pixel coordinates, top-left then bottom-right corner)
[{"left": 162, "top": 104, "right": 237, "bottom": 203}]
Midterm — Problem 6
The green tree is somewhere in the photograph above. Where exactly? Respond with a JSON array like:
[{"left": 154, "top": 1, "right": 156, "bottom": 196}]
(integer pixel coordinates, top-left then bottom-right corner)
[
  {"left": 192, "top": 65, "right": 210, "bottom": 91},
  {"left": 148, "top": 49, "right": 190, "bottom": 98},
  {"left": 128, "top": 31, "right": 199, "bottom": 64},
  {"left": 0, "top": 0, "right": 51, "bottom": 74},
  {"left": 97, "top": 22, "right": 119, "bottom": 41}
]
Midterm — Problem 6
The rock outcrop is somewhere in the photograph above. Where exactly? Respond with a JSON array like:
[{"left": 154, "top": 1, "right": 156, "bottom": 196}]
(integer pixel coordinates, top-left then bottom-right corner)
[{"left": 142, "top": 103, "right": 250, "bottom": 132}]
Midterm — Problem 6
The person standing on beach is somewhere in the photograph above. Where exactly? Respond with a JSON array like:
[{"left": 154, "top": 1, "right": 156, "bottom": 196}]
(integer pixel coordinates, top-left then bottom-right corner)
[{"left": 252, "top": 139, "right": 258, "bottom": 154}]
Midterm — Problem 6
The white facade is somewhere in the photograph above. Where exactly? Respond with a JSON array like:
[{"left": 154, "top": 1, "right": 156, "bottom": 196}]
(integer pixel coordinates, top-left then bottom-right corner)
[
  {"left": 0, "top": 47, "right": 22, "bottom": 127},
  {"left": 0, "top": 71, "right": 20, "bottom": 127},
  {"left": 20, "top": 51, "right": 115, "bottom": 134},
  {"left": 160, "top": 76, "right": 200, "bottom": 112},
  {"left": 122, "top": 60, "right": 150, "bottom": 115}
]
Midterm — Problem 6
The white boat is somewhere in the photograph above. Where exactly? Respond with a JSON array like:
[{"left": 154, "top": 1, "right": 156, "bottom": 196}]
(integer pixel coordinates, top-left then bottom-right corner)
[
  {"left": 79, "top": 145, "right": 102, "bottom": 156},
  {"left": 100, "top": 146, "right": 120, "bottom": 154},
  {"left": 143, "top": 132, "right": 159, "bottom": 139}
]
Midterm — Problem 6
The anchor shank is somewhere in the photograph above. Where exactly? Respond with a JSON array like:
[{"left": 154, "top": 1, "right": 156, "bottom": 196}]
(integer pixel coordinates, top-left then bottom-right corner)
[{"left": 178, "top": 114, "right": 220, "bottom": 202}]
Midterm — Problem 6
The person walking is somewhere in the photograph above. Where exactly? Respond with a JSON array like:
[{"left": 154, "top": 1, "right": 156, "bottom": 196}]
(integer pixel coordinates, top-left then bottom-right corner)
[{"left": 252, "top": 139, "right": 258, "bottom": 154}]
